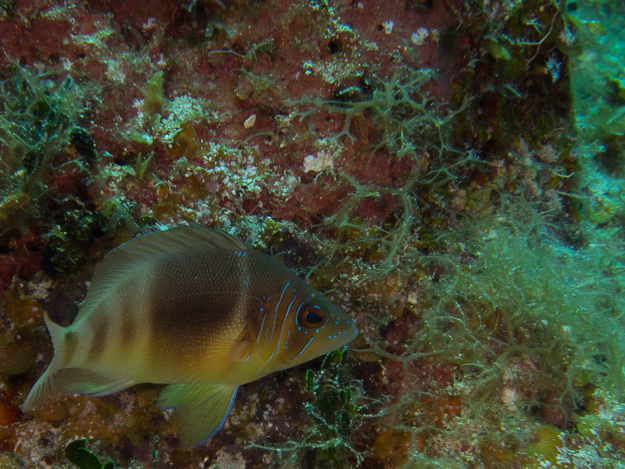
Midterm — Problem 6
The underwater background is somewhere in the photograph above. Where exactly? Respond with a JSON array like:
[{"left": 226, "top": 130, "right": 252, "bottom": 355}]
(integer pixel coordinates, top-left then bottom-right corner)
[{"left": 0, "top": 0, "right": 624, "bottom": 467}]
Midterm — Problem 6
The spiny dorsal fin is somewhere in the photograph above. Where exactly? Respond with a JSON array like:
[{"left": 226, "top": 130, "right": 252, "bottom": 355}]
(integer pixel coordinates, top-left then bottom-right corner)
[{"left": 75, "top": 225, "right": 248, "bottom": 322}]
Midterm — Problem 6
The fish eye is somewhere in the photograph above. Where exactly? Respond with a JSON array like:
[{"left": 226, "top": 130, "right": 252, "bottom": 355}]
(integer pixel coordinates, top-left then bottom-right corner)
[
  {"left": 299, "top": 306, "right": 328, "bottom": 328},
  {"left": 306, "top": 311, "right": 323, "bottom": 323}
]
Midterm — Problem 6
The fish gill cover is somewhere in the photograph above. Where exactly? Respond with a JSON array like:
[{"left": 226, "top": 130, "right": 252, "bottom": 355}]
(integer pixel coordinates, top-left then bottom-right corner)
[{"left": 0, "top": 0, "right": 623, "bottom": 468}]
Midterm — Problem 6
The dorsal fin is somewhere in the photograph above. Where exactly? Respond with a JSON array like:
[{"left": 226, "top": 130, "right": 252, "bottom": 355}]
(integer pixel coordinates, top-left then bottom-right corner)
[{"left": 74, "top": 225, "right": 249, "bottom": 322}]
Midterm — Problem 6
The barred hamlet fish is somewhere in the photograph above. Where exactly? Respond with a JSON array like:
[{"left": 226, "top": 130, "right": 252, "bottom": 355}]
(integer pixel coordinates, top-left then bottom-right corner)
[{"left": 23, "top": 225, "right": 358, "bottom": 446}]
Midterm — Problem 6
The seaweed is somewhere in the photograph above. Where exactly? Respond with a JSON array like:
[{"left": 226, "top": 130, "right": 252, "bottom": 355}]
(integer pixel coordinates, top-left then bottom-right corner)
[
  {"left": 303, "top": 347, "right": 360, "bottom": 467},
  {"left": 41, "top": 205, "right": 105, "bottom": 277},
  {"left": 247, "top": 347, "right": 379, "bottom": 468},
  {"left": 293, "top": 68, "right": 449, "bottom": 163},
  {"left": 0, "top": 63, "right": 92, "bottom": 235},
  {"left": 292, "top": 69, "right": 476, "bottom": 280},
  {"left": 0, "top": 0, "right": 15, "bottom": 19},
  {"left": 69, "top": 128, "right": 98, "bottom": 164},
  {"left": 65, "top": 439, "right": 114, "bottom": 469}
]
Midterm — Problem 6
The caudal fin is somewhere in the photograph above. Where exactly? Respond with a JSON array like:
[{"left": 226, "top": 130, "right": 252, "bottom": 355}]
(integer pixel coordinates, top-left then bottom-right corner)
[{"left": 22, "top": 312, "right": 65, "bottom": 412}]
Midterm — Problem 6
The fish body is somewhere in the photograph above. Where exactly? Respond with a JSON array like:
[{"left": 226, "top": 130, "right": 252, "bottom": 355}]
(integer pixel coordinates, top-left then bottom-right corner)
[{"left": 23, "top": 226, "right": 358, "bottom": 446}]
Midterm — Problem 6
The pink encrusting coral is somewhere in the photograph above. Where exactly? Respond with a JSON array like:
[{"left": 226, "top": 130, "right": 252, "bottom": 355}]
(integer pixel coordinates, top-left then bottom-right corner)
[{"left": 0, "top": 0, "right": 624, "bottom": 467}]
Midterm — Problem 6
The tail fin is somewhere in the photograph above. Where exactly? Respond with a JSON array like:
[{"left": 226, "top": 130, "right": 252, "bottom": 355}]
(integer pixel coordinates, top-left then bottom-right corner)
[{"left": 22, "top": 312, "right": 66, "bottom": 412}]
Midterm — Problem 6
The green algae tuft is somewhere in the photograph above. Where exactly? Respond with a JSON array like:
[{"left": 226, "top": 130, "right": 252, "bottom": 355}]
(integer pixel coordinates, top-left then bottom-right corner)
[{"left": 65, "top": 439, "right": 114, "bottom": 469}]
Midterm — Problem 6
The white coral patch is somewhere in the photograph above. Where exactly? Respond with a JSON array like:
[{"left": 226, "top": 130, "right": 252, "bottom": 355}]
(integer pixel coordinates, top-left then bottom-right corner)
[
  {"left": 303, "top": 151, "right": 335, "bottom": 173},
  {"left": 411, "top": 27, "right": 430, "bottom": 45}
]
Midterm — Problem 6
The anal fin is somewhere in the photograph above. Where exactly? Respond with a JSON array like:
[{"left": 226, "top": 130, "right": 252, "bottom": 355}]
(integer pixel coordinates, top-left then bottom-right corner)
[
  {"left": 157, "top": 383, "right": 239, "bottom": 447},
  {"left": 57, "top": 368, "right": 135, "bottom": 397}
]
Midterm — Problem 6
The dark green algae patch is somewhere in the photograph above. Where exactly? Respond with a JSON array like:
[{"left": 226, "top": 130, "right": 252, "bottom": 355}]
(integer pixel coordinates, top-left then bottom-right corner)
[
  {"left": 66, "top": 439, "right": 114, "bottom": 469},
  {"left": 0, "top": 0, "right": 624, "bottom": 467}
]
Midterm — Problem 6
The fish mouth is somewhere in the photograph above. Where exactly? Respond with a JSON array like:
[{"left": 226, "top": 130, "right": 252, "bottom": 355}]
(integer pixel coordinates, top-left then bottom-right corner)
[
  {"left": 332, "top": 324, "right": 358, "bottom": 350},
  {"left": 345, "top": 324, "right": 358, "bottom": 343}
]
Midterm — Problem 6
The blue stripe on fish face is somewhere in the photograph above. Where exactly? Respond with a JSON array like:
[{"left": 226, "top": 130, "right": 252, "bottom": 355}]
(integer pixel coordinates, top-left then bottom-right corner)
[
  {"left": 275, "top": 295, "right": 297, "bottom": 355},
  {"left": 286, "top": 297, "right": 298, "bottom": 318},
  {"left": 270, "top": 282, "right": 291, "bottom": 343},
  {"left": 290, "top": 337, "right": 314, "bottom": 363},
  {"left": 295, "top": 302, "right": 305, "bottom": 325},
  {"left": 266, "top": 349, "right": 277, "bottom": 365}
]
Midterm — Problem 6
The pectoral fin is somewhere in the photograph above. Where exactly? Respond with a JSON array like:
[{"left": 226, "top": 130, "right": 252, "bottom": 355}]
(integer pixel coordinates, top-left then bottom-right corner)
[{"left": 158, "top": 383, "right": 238, "bottom": 447}]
